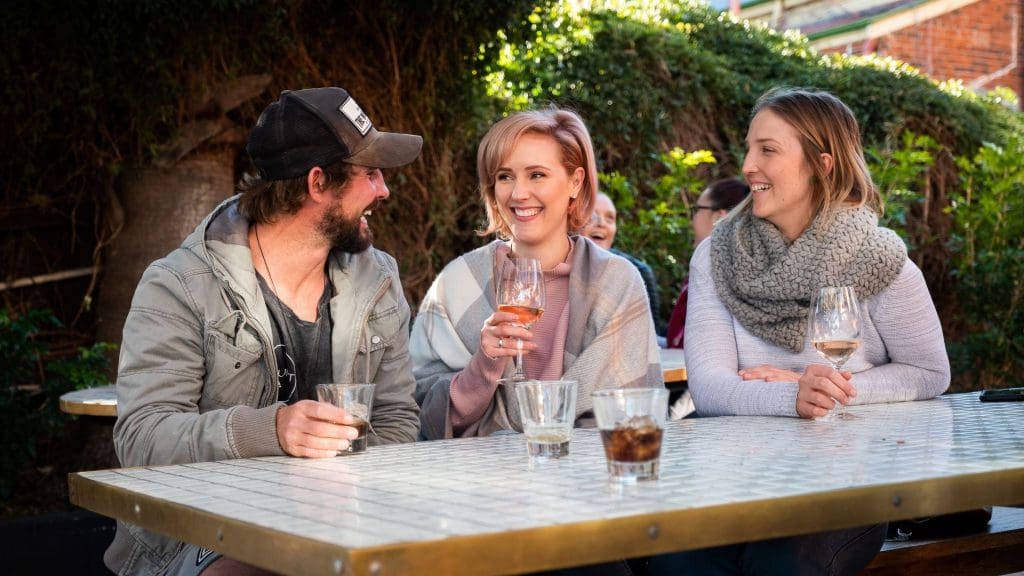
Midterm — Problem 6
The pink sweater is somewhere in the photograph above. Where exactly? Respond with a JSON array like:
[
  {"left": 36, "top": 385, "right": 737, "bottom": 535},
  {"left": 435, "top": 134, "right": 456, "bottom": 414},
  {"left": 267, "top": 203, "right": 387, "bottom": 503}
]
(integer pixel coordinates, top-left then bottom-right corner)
[{"left": 450, "top": 259, "right": 572, "bottom": 434}]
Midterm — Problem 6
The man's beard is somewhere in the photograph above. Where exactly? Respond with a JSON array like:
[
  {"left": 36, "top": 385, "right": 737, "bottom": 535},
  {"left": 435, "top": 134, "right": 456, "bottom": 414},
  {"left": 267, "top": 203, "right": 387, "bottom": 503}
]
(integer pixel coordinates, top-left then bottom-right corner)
[{"left": 318, "top": 204, "right": 372, "bottom": 253}]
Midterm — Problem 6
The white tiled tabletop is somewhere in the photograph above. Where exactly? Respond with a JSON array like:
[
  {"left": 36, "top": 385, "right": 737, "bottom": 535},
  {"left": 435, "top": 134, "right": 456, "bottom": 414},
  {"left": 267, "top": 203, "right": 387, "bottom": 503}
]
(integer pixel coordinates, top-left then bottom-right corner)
[{"left": 71, "top": 392, "right": 1024, "bottom": 575}]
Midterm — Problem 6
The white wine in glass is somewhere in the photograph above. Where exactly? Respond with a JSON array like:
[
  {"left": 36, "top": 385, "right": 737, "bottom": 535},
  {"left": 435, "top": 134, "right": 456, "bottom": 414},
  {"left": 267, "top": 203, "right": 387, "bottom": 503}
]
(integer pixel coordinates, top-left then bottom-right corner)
[
  {"left": 808, "top": 286, "right": 861, "bottom": 419},
  {"left": 497, "top": 257, "right": 546, "bottom": 381}
]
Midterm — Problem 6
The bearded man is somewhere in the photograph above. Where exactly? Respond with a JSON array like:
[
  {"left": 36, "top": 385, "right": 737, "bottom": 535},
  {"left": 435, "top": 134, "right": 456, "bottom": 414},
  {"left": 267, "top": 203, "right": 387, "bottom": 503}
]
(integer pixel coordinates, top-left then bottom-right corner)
[{"left": 106, "top": 87, "right": 422, "bottom": 575}]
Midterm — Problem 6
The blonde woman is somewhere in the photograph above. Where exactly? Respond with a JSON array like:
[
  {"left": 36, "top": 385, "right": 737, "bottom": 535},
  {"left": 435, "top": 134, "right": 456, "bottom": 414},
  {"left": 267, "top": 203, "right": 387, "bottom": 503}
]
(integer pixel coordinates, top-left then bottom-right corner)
[
  {"left": 652, "top": 88, "right": 950, "bottom": 575},
  {"left": 410, "top": 108, "right": 662, "bottom": 440}
]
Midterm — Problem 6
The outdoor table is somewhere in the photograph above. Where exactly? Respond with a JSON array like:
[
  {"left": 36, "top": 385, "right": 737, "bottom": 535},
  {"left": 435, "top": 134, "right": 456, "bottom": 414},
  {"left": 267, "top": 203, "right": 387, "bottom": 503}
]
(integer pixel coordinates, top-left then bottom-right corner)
[
  {"left": 59, "top": 385, "right": 117, "bottom": 417},
  {"left": 658, "top": 347, "right": 687, "bottom": 383},
  {"left": 69, "top": 392, "right": 1024, "bottom": 576}
]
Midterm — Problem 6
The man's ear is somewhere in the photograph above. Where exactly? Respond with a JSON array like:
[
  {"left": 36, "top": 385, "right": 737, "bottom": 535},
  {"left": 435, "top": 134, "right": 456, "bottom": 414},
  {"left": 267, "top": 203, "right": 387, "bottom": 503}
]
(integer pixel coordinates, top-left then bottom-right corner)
[{"left": 306, "top": 167, "right": 329, "bottom": 203}]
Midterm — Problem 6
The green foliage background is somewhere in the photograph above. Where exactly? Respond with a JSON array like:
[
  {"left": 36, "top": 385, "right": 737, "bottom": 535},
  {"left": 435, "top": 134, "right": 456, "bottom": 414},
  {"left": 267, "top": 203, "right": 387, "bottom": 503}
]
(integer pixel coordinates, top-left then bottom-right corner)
[
  {"left": 2, "top": 0, "right": 543, "bottom": 317},
  {"left": 3, "top": 0, "right": 1022, "bottom": 400},
  {"left": 485, "top": 1, "right": 1023, "bottom": 390},
  {"left": 0, "top": 309, "right": 113, "bottom": 498}
]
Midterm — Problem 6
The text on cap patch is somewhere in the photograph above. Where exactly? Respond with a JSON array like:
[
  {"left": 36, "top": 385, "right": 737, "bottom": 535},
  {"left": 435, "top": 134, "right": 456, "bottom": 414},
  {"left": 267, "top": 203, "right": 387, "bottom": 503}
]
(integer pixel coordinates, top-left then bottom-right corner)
[{"left": 339, "top": 97, "right": 372, "bottom": 136}]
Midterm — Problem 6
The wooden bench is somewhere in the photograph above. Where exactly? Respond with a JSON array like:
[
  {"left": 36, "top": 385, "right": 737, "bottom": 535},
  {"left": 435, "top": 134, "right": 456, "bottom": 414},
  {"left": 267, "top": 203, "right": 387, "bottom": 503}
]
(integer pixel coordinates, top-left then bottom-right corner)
[{"left": 862, "top": 506, "right": 1024, "bottom": 575}]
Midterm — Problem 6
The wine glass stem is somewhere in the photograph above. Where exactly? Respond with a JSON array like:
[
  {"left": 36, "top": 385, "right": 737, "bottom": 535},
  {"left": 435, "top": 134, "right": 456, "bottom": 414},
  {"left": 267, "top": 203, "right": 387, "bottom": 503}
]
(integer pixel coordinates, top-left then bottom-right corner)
[
  {"left": 830, "top": 361, "right": 845, "bottom": 414},
  {"left": 514, "top": 338, "right": 525, "bottom": 379}
]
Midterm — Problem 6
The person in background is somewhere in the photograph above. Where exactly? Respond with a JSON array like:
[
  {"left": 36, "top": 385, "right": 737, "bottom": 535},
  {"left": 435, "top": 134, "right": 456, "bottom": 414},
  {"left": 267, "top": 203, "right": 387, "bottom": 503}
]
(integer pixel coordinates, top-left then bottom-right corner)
[
  {"left": 108, "top": 87, "right": 423, "bottom": 576},
  {"left": 585, "top": 191, "right": 663, "bottom": 334},
  {"left": 651, "top": 87, "right": 950, "bottom": 574},
  {"left": 410, "top": 108, "right": 662, "bottom": 442},
  {"left": 664, "top": 178, "right": 749, "bottom": 349}
]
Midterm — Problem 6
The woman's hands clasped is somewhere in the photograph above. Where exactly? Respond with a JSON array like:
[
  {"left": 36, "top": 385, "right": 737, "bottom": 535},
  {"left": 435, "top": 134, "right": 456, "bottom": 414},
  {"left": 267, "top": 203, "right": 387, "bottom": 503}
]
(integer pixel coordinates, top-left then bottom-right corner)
[
  {"left": 739, "top": 365, "right": 803, "bottom": 382},
  {"left": 481, "top": 310, "right": 537, "bottom": 360},
  {"left": 740, "top": 363, "right": 857, "bottom": 419}
]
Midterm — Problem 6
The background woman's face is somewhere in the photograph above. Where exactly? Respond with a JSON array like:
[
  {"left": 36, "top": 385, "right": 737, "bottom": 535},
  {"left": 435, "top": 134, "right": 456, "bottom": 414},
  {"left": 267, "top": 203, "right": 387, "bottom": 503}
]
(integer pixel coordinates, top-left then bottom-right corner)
[
  {"left": 692, "top": 188, "right": 719, "bottom": 246},
  {"left": 585, "top": 193, "right": 617, "bottom": 250}
]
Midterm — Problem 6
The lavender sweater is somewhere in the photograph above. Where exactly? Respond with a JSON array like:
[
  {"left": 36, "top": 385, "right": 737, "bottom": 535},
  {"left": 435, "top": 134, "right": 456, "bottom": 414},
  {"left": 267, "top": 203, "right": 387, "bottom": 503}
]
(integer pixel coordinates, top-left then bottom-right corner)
[{"left": 684, "top": 240, "right": 950, "bottom": 417}]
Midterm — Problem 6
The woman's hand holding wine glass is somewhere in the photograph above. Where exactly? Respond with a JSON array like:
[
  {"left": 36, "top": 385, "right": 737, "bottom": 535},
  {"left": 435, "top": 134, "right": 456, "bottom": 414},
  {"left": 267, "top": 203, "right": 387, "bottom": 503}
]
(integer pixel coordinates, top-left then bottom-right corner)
[
  {"left": 496, "top": 257, "right": 546, "bottom": 381},
  {"left": 802, "top": 286, "right": 862, "bottom": 420}
]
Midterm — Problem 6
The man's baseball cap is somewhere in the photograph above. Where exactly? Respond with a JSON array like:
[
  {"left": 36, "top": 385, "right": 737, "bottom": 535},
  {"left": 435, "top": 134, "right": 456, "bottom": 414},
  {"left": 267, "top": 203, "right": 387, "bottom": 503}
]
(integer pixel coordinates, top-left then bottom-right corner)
[{"left": 246, "top": 87, "right": 423, "bottom": 181}]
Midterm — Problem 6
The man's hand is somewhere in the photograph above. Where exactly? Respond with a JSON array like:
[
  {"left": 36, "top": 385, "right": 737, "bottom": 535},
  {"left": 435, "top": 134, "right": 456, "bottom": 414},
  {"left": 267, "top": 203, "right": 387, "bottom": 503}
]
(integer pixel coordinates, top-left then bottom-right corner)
[
  {"left": 740, "top": 364, "right": 803, "bottom": 382},
  {"left": 796, "top": 364, "right": 856, "bottom": 419},
  {"left": 275, "top": 400, "right": 360, "bottom": 458}
]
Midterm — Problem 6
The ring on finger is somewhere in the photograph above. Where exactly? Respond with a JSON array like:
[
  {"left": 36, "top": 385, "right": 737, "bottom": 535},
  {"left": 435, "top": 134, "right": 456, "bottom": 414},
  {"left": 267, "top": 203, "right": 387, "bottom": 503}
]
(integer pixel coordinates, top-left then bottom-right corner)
[{"left": 498, "top": 337, "right": 505, "bottom": 349}]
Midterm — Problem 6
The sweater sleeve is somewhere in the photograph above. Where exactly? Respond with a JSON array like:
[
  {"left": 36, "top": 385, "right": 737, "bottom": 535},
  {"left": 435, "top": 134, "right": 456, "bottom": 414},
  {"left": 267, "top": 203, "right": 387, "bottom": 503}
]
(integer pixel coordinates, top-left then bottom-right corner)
[
  {"left": 844, "top": 260, "right": 951, "bottom": 404},
  {"left": 410, "top": 252, "right": 509, "bottom": 439},
  {"left": 684, "top": 241, "right": 802, "bottom": 417},
  {"left": 449, "top": 351, "right": 507, "bottom": 433},
  {"left": 409, "top": 276, "right": 463, "bottom": 440}
]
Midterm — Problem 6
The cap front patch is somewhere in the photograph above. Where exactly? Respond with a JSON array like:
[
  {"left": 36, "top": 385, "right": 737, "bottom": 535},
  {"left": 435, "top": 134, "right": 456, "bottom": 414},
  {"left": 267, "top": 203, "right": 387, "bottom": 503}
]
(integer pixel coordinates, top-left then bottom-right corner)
[{"left": 339, "top": 97, "right": 372, "bottom": 136}]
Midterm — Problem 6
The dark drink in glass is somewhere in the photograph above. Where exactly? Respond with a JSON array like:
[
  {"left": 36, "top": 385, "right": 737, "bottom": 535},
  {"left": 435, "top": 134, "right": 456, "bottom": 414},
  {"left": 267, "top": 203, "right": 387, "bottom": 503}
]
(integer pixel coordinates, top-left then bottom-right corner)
[
  {"left": 315, "top": 383, "right": 375, "bottom": 454},
  {"left": 599, "top": 416, "right": 663, "bottom": 480},
  {"left": 591, "top": 388, "right": 668, "bottom": 483},
  {"left": 348, "top": 418, "right": 369, "bottom": 453}
]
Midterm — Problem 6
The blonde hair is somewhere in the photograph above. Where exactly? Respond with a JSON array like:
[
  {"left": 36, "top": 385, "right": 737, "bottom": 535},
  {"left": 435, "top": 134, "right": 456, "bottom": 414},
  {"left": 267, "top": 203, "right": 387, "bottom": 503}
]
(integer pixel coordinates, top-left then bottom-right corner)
[
  {"left": 751, "top": 87, "right": 881, "bottom": 224},
  {"left": 476, "top": 108, "right": 598, "bottom": 238}
]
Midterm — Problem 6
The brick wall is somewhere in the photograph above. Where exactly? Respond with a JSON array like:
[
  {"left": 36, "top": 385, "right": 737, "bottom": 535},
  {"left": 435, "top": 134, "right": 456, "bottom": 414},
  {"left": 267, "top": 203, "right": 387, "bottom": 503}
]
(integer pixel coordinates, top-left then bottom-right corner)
[{"left": 877, "top": 0, "right": 1021, "bottom": 98}]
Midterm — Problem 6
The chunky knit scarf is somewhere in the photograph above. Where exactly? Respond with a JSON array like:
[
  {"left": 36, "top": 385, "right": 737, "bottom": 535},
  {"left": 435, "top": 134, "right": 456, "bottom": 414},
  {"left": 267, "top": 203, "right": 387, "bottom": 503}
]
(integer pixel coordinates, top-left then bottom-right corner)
[{"left": 710, "top": 205, "right": 907, "bottom": 352}]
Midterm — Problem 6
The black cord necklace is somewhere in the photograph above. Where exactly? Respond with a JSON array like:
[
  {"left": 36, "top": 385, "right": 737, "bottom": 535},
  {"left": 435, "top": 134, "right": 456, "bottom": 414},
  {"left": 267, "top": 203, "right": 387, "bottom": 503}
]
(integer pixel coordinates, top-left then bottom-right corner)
[
  {"left": 254, "top": 224, "right": 281, "bottom": 298},
  {"left": 253, "top": 223, "right": 331, "bottom": 403}
]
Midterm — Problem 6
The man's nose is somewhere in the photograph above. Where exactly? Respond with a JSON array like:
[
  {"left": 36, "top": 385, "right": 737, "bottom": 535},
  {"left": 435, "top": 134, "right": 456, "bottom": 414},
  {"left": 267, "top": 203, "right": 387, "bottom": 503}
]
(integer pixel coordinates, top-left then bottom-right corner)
[{"left": 378, "top": 179, "right": 391, "bottom": 200}]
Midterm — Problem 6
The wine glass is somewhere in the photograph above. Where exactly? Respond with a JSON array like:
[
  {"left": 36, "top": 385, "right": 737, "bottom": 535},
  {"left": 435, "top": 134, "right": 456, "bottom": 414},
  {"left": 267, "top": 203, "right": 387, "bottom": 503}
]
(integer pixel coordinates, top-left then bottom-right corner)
[
  {"left": 807, "top": 286, "right": 862, "bottom": 419},
  {"left": 497, "top": 257, "right": 546, "bottom": 381}
]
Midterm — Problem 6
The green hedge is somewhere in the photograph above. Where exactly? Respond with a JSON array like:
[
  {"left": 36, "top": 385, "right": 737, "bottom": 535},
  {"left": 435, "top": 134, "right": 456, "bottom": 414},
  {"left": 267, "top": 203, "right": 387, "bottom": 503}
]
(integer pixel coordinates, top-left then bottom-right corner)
[
  {"left": 4, "top": 0, "right": 1022, "bottom": 390},
  {"left": 488, "top": 1, "right": 1023, "bottom": 388},
  {"left": 0, "top": 309, "right": 114, "bottom": 498}
]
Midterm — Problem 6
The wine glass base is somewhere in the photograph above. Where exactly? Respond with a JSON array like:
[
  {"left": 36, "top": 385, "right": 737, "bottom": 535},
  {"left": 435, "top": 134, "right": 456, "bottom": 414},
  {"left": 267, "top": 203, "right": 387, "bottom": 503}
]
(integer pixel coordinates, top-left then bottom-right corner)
[
  {"left": 815, "top": 411, "right": 837, "bottom": 422},
  {"left": 814, "top": 397, "right": 858, "bottom": 421},
  {"left": 815, "top": 411, "right": 858, "bottom": 422}
]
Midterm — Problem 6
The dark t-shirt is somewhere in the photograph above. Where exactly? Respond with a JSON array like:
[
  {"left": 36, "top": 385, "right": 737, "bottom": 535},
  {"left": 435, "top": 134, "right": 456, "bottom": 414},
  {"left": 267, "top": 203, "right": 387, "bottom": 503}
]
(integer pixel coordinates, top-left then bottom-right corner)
[{"left": 256, "top": 274, "right": 334, "bottom": 403}]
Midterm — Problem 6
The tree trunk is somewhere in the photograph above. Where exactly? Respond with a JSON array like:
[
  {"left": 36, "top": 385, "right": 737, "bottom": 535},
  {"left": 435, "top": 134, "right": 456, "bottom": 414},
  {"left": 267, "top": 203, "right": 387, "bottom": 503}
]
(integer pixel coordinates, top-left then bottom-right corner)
[{"left": 95, "top": 150, "right": 235, "bottom": 346}]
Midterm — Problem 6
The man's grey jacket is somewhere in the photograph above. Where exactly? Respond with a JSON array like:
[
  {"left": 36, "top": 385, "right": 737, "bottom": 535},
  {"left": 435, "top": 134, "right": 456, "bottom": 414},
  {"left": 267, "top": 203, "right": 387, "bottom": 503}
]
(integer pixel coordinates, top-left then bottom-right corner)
[{"left": 105, "top": 196, "right": 420, "bottom": 574}]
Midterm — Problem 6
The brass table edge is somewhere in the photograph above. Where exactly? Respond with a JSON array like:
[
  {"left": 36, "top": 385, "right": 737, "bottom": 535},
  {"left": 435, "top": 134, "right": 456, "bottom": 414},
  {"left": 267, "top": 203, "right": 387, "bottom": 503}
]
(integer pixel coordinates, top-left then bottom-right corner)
[
  {"left": 70, "top": 472, "right": 350, "bottom": 575},
  {"left": 59, "top": 398, "right": 117, "bottom": 417},
  {"left": 662, "top": 367, "right": 687, "bottom": 383},
  {"left": 70, "top": 467, "right": 1024, "bottom": 576}
]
